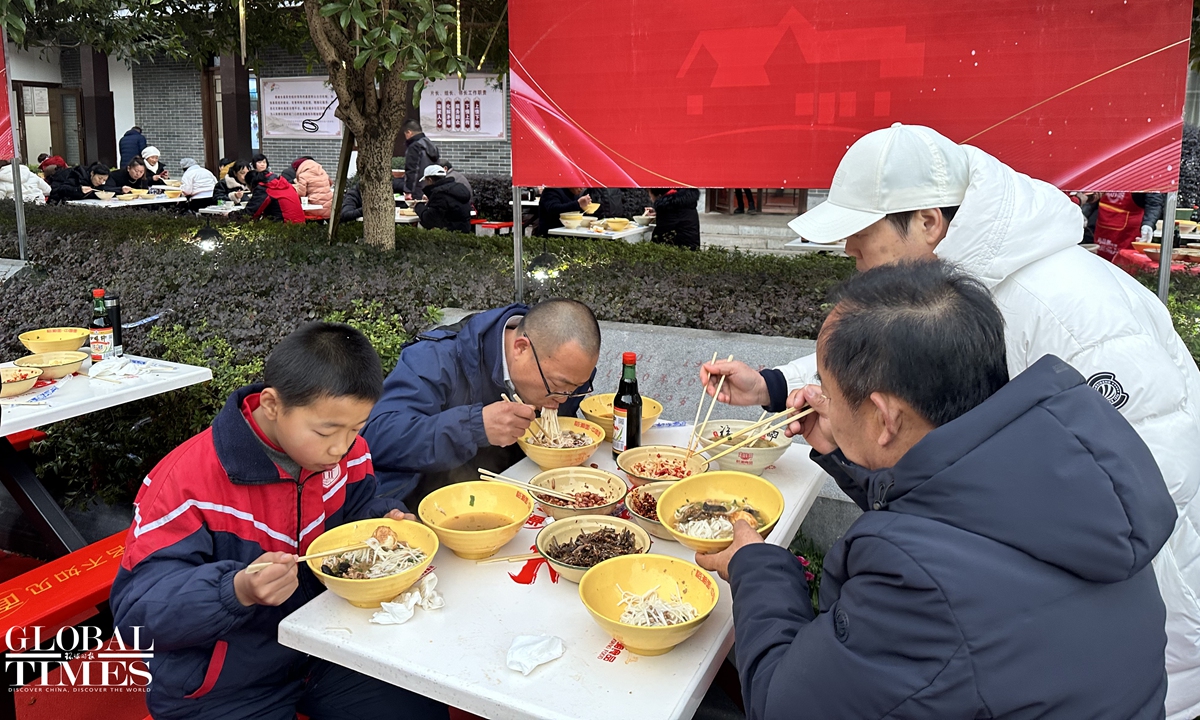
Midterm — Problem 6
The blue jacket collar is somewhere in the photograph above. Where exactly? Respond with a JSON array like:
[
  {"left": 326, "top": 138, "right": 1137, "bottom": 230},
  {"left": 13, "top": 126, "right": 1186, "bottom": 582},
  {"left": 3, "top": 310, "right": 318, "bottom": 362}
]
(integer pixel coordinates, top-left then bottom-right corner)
[{"left": 211, "top": 383, "right": 296, "bottom": 486}]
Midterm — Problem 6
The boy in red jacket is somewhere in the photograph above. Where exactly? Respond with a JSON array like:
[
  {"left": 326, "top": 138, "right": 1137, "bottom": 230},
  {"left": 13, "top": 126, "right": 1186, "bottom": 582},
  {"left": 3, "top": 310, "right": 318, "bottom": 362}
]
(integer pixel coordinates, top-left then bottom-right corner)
[{"left": 111, "top": 323, "right": 447, "bottom": 720}]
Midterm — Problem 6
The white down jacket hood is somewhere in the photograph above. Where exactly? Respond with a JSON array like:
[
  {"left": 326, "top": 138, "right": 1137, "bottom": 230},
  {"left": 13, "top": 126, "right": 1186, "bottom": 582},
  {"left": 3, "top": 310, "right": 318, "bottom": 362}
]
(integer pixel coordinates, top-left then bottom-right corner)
[{"left": 779, "top": 145, "right": 1200, "bottom": 719}]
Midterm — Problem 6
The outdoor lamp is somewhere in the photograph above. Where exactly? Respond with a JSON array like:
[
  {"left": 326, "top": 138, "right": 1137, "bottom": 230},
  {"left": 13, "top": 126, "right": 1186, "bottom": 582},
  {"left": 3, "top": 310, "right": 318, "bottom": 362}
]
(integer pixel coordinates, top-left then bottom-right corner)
[{"left": 526, "top": 237, "right": 561, "bottom": 281}]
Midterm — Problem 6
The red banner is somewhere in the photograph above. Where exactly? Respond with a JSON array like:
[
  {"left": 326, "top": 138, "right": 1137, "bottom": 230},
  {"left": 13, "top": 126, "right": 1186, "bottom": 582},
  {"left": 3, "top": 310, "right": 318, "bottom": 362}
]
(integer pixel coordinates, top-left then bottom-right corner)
[
  {"left": 510, "top": 0, "right": 1190, "bottom": 191},
  {"left": 0, "top": 34, "right": 11, "bottom": 160}
]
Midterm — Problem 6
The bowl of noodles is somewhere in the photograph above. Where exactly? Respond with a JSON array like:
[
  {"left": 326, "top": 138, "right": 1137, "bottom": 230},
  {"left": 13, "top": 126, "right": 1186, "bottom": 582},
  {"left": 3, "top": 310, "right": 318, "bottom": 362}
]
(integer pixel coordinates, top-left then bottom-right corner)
[
  {"left": 696, "top": 419, "right": 790, "bottom": 476},
  {"left": 624, "top": 481, "right": 676, "bottom": 541},
  {"left": 579, "top": 393, "right": 664, "bottom": 442},
  {"left": 578, "top": 554, "right": 718, "bottom": 655},
  {"left": 616, "top": 445, "right": 710, "bottom": 487},
  {"left": 528, "top": 466, "right": 627, "bottom": 520},
  {"left": 306, "top": 519, "right": 438, "bottom": 608},
  {"left": 418, "top": 481, "right": 534, "bottom": 559},
  {"left": 656, "top": 471, "right": 785, "bottom": 553},
  {"left": 535, "top": 516, "right": 650, "bottom": 583},
  {"left": 516, "top": 413, "right": 605, "bottom": 470}
]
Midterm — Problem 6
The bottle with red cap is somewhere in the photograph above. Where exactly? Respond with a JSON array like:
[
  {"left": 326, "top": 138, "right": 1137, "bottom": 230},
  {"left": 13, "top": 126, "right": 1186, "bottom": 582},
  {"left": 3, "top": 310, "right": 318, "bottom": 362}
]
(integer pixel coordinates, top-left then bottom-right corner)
[
  {"left": 89, "top": 288, "right": 114, "bottom": 361},
  {"left": 612, "top": 351, "right": 642, "bottom": 459}
]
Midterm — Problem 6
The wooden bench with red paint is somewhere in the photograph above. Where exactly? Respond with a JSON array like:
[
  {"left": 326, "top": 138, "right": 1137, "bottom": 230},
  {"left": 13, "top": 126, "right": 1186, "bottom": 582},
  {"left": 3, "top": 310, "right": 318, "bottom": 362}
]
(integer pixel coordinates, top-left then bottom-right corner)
[{"left": 0, "top": 530, "right": 126, "bottom": 643}]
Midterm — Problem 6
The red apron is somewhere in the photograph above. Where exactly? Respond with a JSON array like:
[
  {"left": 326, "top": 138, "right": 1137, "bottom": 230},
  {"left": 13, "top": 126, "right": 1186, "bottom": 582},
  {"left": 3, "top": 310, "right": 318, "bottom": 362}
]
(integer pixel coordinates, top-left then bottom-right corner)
[{"left": 1095, "top": 192, "right": 1144, "bottom": 261}]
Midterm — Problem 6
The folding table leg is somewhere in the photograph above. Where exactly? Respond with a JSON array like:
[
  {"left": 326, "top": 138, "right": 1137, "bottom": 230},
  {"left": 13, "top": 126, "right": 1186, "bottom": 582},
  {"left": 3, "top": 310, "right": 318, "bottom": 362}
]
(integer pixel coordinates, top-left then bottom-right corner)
[{"left": 0, "top": 438, "right": 87, "bottom": 557}]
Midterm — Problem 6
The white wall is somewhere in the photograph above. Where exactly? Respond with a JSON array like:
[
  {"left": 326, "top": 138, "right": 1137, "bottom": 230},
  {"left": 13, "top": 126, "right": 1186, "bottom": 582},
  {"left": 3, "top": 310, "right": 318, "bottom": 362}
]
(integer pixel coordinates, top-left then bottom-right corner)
[
  {"left": 7, "top": 44, "right": 61, "bottom": 83},
  {"left": 109, "top": 56, "right": 135, "bottom": 152}
]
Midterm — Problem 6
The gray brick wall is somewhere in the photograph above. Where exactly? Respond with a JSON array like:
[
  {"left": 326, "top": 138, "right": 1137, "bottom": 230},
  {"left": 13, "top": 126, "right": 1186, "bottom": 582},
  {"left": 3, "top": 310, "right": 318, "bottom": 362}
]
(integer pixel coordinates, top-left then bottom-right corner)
[
  {"left": 132, "top": 56, "right": 204, "bottom": 169},
  {"left": 60, "top": 48, "right": 81, "bottom": 88},
  {"left": 255, "top": 47, "right": 342, "bottom": 172},
  {"left": 59, "top": 48, "right": 82, "bottom": 165}
]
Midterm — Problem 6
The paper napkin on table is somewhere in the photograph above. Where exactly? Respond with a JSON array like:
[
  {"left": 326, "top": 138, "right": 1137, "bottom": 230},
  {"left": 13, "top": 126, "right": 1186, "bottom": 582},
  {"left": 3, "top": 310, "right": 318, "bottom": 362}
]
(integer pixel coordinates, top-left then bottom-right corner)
[
  {"left": 506, "top": 635, "right": 564, "bottom": 675},
  {"left": 89, "top": 357, "right": 175, "bottom": 379},
  {"left": 369, "top": 573, "right": 444, "bottom": 625}
]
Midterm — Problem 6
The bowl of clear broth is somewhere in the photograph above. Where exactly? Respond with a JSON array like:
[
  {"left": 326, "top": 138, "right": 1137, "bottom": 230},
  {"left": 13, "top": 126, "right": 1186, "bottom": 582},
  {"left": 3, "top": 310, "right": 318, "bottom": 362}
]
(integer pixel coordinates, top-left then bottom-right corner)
[{"left": 417, "top": 481, "right": 534, "bottom": 559}]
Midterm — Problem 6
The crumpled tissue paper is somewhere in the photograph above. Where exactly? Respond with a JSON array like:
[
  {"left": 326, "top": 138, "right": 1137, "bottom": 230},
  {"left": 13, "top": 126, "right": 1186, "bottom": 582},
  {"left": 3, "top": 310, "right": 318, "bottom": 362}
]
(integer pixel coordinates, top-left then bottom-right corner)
[
  {"left": 506, "top": 635, "right": 564, "bottom": 676},
  {"left": 89, "top": 357, "right": 175, "bottom": 379},
  {"left": 370, "top": 573, "right": 444, "bottom": 625}
]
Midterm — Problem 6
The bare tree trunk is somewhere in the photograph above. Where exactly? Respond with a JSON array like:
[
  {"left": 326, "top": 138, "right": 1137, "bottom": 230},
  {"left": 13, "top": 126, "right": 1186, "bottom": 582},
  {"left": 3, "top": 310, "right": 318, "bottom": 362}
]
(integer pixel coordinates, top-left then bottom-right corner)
[{"left": 358, "top": 131, "right": 398, "bottom": 249}]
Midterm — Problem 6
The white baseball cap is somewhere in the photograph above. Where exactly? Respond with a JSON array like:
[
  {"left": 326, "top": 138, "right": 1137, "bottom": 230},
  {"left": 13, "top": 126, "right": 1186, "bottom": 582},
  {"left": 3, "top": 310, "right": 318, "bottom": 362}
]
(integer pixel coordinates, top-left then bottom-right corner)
[
  {"left": 789, "top": 123, "right": 970, "bottom": 244},
  {"left": 422, "top": 164, "right": 446, "bottom": 179}
]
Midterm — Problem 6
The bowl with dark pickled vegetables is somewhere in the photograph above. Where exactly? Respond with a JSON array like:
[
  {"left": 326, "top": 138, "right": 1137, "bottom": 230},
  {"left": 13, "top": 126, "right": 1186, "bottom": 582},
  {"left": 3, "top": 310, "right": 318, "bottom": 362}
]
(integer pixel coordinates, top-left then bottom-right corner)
[
  {"left": 625, "top": 481, "right": 675, "bottom": 541},
  {"left": 535, "top": 516, "right": 650, "bottom": 583},
  {"left": 527, "top": 467, "right": 627, "bottom": 520}
]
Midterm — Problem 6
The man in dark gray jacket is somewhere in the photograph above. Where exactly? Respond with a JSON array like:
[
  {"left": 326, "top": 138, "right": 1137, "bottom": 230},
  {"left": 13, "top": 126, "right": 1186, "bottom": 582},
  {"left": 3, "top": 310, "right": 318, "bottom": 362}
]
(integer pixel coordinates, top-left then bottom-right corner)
[
  {"left": 699, "top": 260, "right": 1175, "bottom": 719},
  {"left": 402, "top": 120, "right": 439, "bottom": 201}
]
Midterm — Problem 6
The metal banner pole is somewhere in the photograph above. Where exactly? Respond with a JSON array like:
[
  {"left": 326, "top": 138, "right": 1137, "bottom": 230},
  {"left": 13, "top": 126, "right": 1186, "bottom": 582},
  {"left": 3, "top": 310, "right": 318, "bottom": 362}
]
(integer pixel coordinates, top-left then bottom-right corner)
[
  {"left": 512, "top": 185, "right": 525, "bottom": 302},
  {"left": 1157, "top": 191, "right": 1177, "bottom": 304},
  {"left": 328, "top": 129, "right": 354, "bottom": 242}
]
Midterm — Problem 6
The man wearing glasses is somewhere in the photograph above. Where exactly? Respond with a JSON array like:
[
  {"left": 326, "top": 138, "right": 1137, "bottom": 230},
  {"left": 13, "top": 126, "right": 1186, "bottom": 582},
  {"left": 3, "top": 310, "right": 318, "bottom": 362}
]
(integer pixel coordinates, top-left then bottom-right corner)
[{"left": 362, "top": 298, "right": 600, "bottom": 503}]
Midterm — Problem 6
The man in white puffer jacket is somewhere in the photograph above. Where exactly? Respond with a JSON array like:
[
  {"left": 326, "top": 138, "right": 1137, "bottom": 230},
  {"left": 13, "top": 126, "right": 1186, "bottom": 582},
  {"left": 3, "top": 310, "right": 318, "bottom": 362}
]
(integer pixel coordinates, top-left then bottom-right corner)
[{"left": 703, "top": 123, "right": 1200, "bottom": 719}]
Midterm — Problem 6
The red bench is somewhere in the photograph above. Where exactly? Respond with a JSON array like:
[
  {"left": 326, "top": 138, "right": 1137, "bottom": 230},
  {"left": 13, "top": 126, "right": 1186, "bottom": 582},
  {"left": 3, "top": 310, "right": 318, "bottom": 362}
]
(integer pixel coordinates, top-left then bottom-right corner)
[
  {"left": 476, "top": 221, "right": 514, "bottom": 236},
  {"left": 6, "top": 429, "right": 47, "bottom": 453},
  {"left": 0, "top": 530, "right": 126, "bottom": 645}
]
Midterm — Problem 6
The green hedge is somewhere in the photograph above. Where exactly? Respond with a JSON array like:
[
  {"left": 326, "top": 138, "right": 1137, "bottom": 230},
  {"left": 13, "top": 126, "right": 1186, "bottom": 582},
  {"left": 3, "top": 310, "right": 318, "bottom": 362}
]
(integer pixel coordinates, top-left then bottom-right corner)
[{"left": 0, "top": 205, "right": 853, "bottom": 505}]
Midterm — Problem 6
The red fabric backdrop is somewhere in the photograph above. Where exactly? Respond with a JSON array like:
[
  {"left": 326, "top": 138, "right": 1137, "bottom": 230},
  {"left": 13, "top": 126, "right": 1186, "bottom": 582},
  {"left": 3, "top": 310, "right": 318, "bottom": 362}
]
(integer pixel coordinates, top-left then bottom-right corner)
[
  {"left": 510, "top": 0, "right": 1190, "bottom": 190},
  {"left": 0, "top": 36, "right": 12, "bottom": 160}
]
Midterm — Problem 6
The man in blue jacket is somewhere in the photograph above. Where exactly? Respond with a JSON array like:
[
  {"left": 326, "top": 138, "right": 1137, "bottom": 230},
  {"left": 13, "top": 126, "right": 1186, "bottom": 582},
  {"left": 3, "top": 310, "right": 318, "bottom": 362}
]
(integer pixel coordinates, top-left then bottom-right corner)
[
  {"left": 118, "top": 126, "right": 147, "bottom": 168},
  {"left": 698, "top": 260, "right": 1176, "bottom": 719},
  {"left": 362, "top": 299, "right": 600, "bottom": 501}
]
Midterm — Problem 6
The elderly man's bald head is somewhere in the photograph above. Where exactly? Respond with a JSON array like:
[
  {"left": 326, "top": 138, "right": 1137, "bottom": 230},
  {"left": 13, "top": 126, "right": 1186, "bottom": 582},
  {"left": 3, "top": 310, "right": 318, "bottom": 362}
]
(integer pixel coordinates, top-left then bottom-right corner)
[{"left": 517, "top": 298, "right": 601, "bottom": 356}]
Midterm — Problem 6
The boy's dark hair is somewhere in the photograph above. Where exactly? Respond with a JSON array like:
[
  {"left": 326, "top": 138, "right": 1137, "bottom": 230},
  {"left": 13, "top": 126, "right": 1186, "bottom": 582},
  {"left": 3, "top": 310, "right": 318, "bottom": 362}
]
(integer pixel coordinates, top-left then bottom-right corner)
[
  {"left": 37, "top": 153, "right": 48, "bottom": 163},
  {"left": 820, "top": 260, "right": 1008, "bottom": 428},
  {"left": 264, "top": 322, "right": 383, "bottom": 406},
  {"left": 884, "top": 207, "right": 959, "bottom": 237},
  {"left": 403, "top": 119, "right": 423, "bottom": 133}
]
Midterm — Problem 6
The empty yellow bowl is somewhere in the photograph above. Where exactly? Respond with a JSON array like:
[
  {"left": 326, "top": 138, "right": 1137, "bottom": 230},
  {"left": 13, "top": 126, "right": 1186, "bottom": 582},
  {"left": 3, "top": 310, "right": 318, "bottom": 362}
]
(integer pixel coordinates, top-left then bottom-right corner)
[
  {"left": 579, "top": 393, "right": 664, "bottom": 442},
  {"left": 130, "top": 189, "right": 149, "bottom": 196},
  {"left": 698, "top": 419, "right": 790, "bottom": 476},
  {"left": 418, "top": 481, "right": 533, "bottom": 559},
  {"left": 93, "top": 190, "right": 115, "bottom": 201},
  {"left": 578, "top": 554, "right": 719, "bottom": 655},
  {"left": 13, "top": 351, "right": 89, "bottom": 380},
  {"left": 516, "top": 417, "right": 605, "bottom": 471},
  {"left": 528, "top": 466, "right": 627, "bottom": 520},
  {"left": 164, "top": 190, "right": 182, "bottom": 198},
  {"left": 116, "top": 194, "right": 136, "bottom": 201},
  {"left": 657, "top": 471, "right": 785, "bottom": 553},
  {"left": 584, "top": 202, "right": 601, "bottom": 214},
  {"left": 306, "top": 518, "right": 438, "bottom": 608},
  {"left": 616, "top": 445, "right": 710, "bottom": 487},
  {"left": 535, "top": 515, "right": 650, "bottom": 583},
  {"left": 560, "top": 217, "right": 583, "bottom": 229},
  {"left": 19, "top": 327, "right": 89, "bottom": 354},
  {"left": 625, "top": 481, "right": 676, "bottom": 541},
  {"left": 604, "top": 218, "right": 631, "bottom": 231},
  {"left": 1, "top": 367, "right": 43, "bottom": 398},
  {"left": 559, "top": 212, "right": 583, "bottom": 220},
  {"left": 164, "top": 179, "right": 182, "bottom": 187}
]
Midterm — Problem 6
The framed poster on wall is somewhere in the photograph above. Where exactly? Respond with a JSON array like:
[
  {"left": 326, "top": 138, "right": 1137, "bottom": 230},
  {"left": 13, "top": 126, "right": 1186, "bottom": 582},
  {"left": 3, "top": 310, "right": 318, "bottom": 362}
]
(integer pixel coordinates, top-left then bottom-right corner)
[
  {"left": 260, "top": 76, "right": 342, "bottom": 139},
  {"left": 420, "top": 74, "right": 506, "bottom": 141}
]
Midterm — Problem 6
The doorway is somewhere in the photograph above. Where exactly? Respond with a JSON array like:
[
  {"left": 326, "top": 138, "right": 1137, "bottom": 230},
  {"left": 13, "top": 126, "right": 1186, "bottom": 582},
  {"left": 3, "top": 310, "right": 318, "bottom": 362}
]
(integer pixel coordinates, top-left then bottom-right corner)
[
  {"left": 15, "top": 82, "right": 84, "bottom": 165},
  {"left": 44, "top": 87, "right": 85, "bottom": 166},
  {"left": 708, "top": 188, "right": 807, "bottom": 215}
]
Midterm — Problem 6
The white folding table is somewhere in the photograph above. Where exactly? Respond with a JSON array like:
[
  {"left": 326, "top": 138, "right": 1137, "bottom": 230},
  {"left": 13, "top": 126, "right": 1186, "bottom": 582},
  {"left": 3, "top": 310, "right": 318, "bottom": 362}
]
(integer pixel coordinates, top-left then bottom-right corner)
[
  {"left": 279, "top": 423, "right": 825, "bottom": 720},
  {"left": 67, "top": 196, "right": 186, "bottom": 209},
  {"left": 0, "top": 356, "right": 212, "bottom": 555},
  {"left": 549, "top": 225, "right": 653, "bottom": 243}
]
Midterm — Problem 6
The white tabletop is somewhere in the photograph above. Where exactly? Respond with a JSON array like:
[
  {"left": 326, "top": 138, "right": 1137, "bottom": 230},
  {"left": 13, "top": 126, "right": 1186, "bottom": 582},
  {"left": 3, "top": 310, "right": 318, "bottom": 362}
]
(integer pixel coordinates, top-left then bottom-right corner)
[
  {"left": 150, "top": 185, "right": 182, "bottom": 191},
  {"left": 549, "top": 225, "right": 653, "bottom": 243},
  {"left": 0, "top": 356, "right": 213, "bottom": 434},
  {"left": 68, "top": 195, "right": 186, "bottom": 208},
  {"left": 278, "top": 424, "right": 826, "bottom": 720},
  {"left": 198, "top": 201, "right": 324, "bottom": 216},
  {"left": 783, "top": 237, "right": 847, "bottom": 254}
]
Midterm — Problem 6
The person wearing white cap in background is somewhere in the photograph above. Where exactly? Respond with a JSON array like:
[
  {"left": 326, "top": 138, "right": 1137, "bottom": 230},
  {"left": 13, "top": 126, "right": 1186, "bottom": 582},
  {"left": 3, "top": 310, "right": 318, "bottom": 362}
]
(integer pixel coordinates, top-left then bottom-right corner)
[
  {"left": 700, "top": 122, "right": 1200, "bottom": 720},
  {"left": 177, "top": 158, "right": 218, "bottom": 209},
  {"left": 414, "top": 163, "right": 471, "bottom": 232},
  {"left": 141, "top": 146, "right": 168, "bottom": 183}
]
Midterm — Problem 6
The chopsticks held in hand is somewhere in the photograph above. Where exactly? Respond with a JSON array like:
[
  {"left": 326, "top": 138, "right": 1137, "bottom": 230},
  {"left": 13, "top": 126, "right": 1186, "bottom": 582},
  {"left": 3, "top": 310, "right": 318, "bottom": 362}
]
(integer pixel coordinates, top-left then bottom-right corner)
[
  {"left": 693, "top": 408, "right": 795, "bottom": 455},
  {"left": 689, "top": 354, "right": 734, "bottom": 457},
  {"left": 244, "top": 543, "right": 368, "bottom": 574},
  {"left": 502, "top": 393, "right": 547, "bottom": 440}
]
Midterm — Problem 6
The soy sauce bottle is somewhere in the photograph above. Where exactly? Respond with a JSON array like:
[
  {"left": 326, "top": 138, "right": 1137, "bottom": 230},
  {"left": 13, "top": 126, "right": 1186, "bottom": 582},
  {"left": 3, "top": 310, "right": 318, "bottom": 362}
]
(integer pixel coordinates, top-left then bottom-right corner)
[
  {"left": 612, "top": 352, "right": 642, "bottom": 459},
  {"left": 89, "top": 289, "right": 114, "bottom": 361}
]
